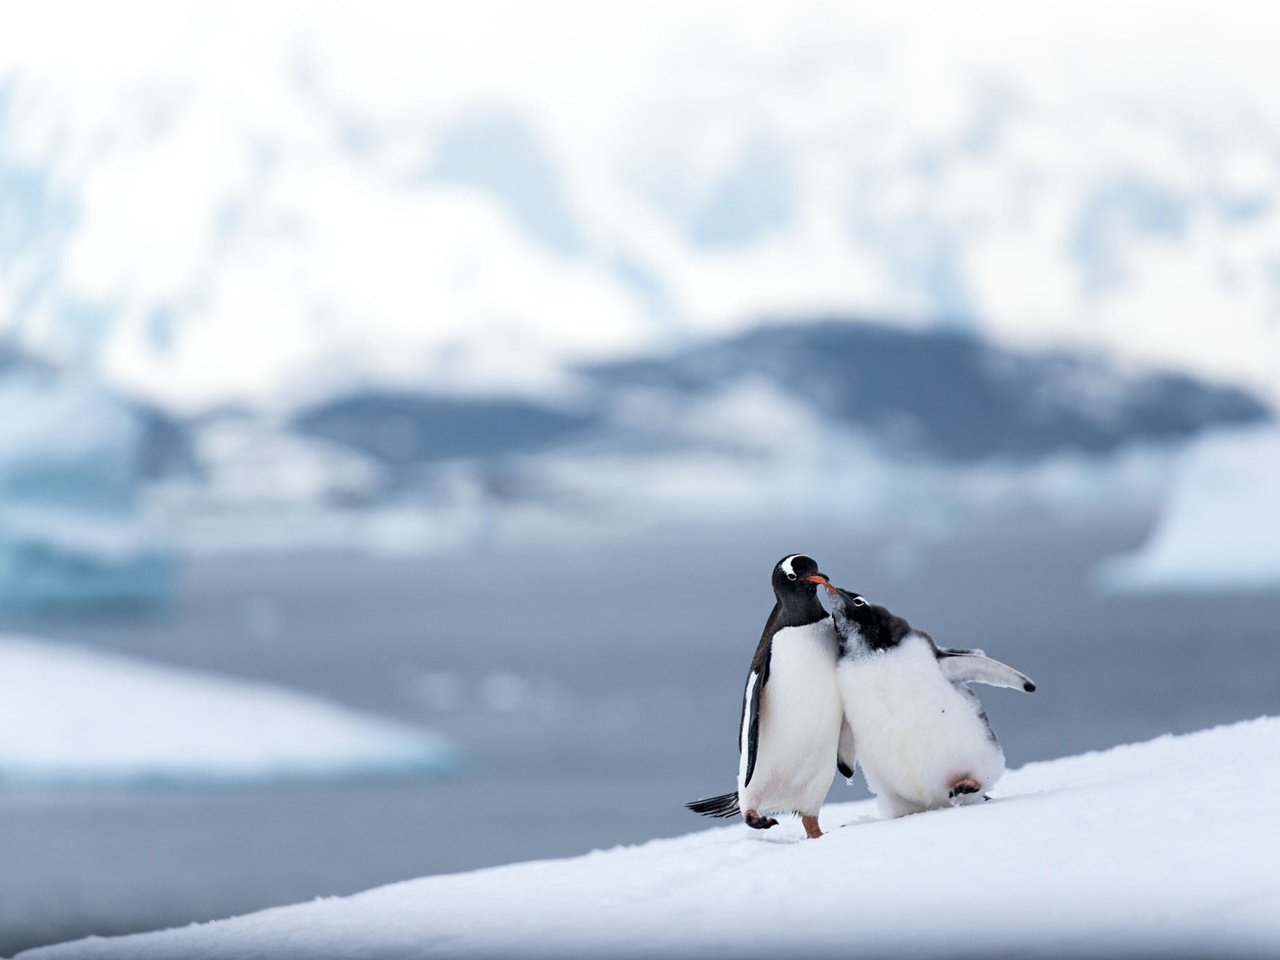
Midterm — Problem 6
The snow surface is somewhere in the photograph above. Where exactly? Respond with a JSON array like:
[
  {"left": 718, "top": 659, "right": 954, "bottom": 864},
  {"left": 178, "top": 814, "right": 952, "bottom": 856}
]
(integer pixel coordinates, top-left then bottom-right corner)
[
  {"left": 22, "top": 717, "right": 1280, "bottom": 959},
  {"left": 4, "top": 1, "right": 1280, "bottom": 411},
  {"left": 0, "top": 636, "right": 455, "bottom": 786},
  {"left": 1101, "top": 426, "right": 1280, "bottom": 589}
]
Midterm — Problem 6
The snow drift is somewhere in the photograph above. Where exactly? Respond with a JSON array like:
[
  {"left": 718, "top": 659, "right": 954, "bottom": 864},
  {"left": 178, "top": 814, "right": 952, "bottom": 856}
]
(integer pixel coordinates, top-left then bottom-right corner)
[
  {"left": 21, "top": 716, "right": 1279, "bottom": 959},
  {"left": 0, "top": 635, "right": 456, "bottom": 786},
  {"left": 1101, "top": 426, "right": 1280, "bottom": 590}
]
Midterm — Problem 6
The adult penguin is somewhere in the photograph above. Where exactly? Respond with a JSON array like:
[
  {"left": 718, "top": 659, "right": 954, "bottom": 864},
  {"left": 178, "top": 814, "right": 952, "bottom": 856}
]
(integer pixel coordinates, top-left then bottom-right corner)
[{"left": 686, "top": 554, "right": 850, "bottom": 839}]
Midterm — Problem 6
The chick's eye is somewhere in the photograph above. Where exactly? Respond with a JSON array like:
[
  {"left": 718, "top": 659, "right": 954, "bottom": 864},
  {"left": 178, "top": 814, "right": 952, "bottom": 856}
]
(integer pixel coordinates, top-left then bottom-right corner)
[{"left": 852, "top": 597, "right": 867, "bottom": 607}]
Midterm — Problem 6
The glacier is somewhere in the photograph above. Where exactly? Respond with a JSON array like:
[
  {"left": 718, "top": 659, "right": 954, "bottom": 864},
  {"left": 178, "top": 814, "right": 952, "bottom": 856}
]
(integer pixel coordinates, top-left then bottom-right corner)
[
  {"left": 3, "top": 3, "right": 1280, "bottom": 413},
  {"left": 0, "top": 365, "right": 172, "bottom": 609},
  {"left": 0, "top": 634, "right": 456, "bottom": 786}
]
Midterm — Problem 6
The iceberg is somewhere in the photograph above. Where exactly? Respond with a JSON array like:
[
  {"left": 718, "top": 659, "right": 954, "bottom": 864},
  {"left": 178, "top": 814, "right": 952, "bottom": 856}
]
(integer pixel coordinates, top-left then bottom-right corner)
[
  {"left": 0, "top": 368, "right": 172, "bottom": 609},
  {"left": 1100, "top": 425, "right": 1280, "bottom": 590},
  {"left": 0, "top": 635, "right": 457, "bottom": 786}
]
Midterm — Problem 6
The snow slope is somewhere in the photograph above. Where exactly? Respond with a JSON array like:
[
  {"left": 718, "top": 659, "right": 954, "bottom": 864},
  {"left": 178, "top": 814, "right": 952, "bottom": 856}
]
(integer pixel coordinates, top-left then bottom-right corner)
[
  {"left": 22, "top": 717, "right": 1279, "bottom": 959},
  {"left": 1101, "top": 426, "right": 1280, "bottom": 590},
  {"left": 0, "top": 636, "right": 455, "bottom": 786}
]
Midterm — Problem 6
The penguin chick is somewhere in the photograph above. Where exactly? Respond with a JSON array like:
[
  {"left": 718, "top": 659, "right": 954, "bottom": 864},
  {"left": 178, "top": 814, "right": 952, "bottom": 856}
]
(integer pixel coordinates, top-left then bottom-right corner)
[
  {"left": 686, "top": 554, "right": 848, "bottom": 839},
  {"left": 824, "top": 584, "right": 1035, "bottom": 819}
]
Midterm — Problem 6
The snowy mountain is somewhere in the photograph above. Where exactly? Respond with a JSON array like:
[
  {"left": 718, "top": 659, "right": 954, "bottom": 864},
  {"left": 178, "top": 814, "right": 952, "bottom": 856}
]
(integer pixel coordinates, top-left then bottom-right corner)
[
  {"left": 3, "top": 2, "right": 1280, "bottom": 414},
  {"left": 140, "top": 319, "right": 1266, "bottom": 554},
  {"left": 295, "top": 394, "right": 594, "bottom": 469},
  {"left": 576, "top": 321, "right": 1269, "bottom": 461},
  {"left": 290, "top": 320, "right": 1269, "bottom": 473},
  {"left": 289, "top": 318, "right": 1267, "bottom": 481},
  {"left": 20, "top": 716, "right": 1279, "bottom": 959},
  {"left": 6, "top": 1, "right": 1280, "bottom": 575}
]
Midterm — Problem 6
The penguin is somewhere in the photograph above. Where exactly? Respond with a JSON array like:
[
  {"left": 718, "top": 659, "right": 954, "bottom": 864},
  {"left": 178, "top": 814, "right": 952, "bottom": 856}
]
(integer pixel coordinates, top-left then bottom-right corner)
[
  {"left": 686, "top": 554, "right": 850, "bottom": 839},
  {"left": 823, "top": 583, "right": 1035, "bottom": 819}
]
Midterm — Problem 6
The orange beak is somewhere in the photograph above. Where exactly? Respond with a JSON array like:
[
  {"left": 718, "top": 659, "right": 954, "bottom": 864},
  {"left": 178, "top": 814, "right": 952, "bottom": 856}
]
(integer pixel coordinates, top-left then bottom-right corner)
[{"left": 803, "top": 574, "right": 830, "bottom": 585}]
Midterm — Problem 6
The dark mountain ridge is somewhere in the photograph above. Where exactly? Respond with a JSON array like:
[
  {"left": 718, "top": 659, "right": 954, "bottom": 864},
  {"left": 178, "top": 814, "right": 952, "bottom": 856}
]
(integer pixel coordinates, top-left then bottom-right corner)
[{"left": 292, "top": 319, "right": 1271, "bottom": 468}]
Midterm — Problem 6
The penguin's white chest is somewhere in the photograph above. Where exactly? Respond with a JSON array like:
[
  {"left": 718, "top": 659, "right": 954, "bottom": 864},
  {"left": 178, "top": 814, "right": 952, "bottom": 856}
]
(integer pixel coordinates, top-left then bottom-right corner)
[
  {"left": 838, "top": 634, "right": 1003, "bottom": 814},
  {"left": 738, "top": 619, "right": 842, "bottom": 816}
]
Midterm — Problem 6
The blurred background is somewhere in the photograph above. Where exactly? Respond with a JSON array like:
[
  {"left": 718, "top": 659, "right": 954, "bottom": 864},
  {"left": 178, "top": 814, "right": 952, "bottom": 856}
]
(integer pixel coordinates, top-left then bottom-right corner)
[{"left": 2, "top": 0, "right": 1279, "bottom": 954}]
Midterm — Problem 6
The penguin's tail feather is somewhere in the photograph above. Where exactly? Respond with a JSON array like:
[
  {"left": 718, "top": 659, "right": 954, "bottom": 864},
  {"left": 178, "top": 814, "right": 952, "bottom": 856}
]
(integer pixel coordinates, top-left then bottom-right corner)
[{"left": 685, "top": 791, "right": 741, "bottom": 819}]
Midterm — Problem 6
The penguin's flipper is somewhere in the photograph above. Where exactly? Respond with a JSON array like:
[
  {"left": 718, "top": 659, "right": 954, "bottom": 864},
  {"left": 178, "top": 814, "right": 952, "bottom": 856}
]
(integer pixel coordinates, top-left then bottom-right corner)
[
  {"left": 939, "top": 651, "right": 1036, "bottom": 692},
  {"left": 836, "top": 718, "right": 857, "bottom": 780},
  {"left": 741, "top": 661, "right": 769, "bottom": 788}
]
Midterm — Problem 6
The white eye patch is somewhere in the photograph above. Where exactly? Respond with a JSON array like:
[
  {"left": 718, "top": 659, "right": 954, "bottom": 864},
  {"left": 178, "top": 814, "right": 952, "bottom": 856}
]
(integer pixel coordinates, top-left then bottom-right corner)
[{"left": 780, "top": 555, "right": 801, "bottom": 578}]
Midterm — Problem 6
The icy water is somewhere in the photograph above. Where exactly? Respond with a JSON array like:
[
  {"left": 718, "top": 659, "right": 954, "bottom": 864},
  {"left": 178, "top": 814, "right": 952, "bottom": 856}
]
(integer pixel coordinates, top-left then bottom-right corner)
[{"left": 3, "top": 513, "right": 1279, "bottom": 956}]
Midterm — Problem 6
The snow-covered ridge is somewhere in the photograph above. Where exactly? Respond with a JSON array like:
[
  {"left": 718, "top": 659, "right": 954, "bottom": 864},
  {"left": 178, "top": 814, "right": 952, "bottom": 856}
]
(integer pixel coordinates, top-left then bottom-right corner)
[
  {"left": 23, "top": 716, "right": 1279, "bottom": 959},
  {"left": 0, "top": 636, "right": 456, "bottom": 786}
]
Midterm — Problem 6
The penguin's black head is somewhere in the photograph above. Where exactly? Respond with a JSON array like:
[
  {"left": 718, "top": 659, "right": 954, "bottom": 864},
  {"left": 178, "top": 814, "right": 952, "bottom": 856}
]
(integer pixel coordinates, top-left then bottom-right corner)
[
  {"left": 771, "top": 554, "right": 829, "bottom": 598},
  {"left": 822, "top": 584, "right": 876, "bottom": 634},
  {"left": 822, "top": 583, "right": 910, "bottom": 651}
]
